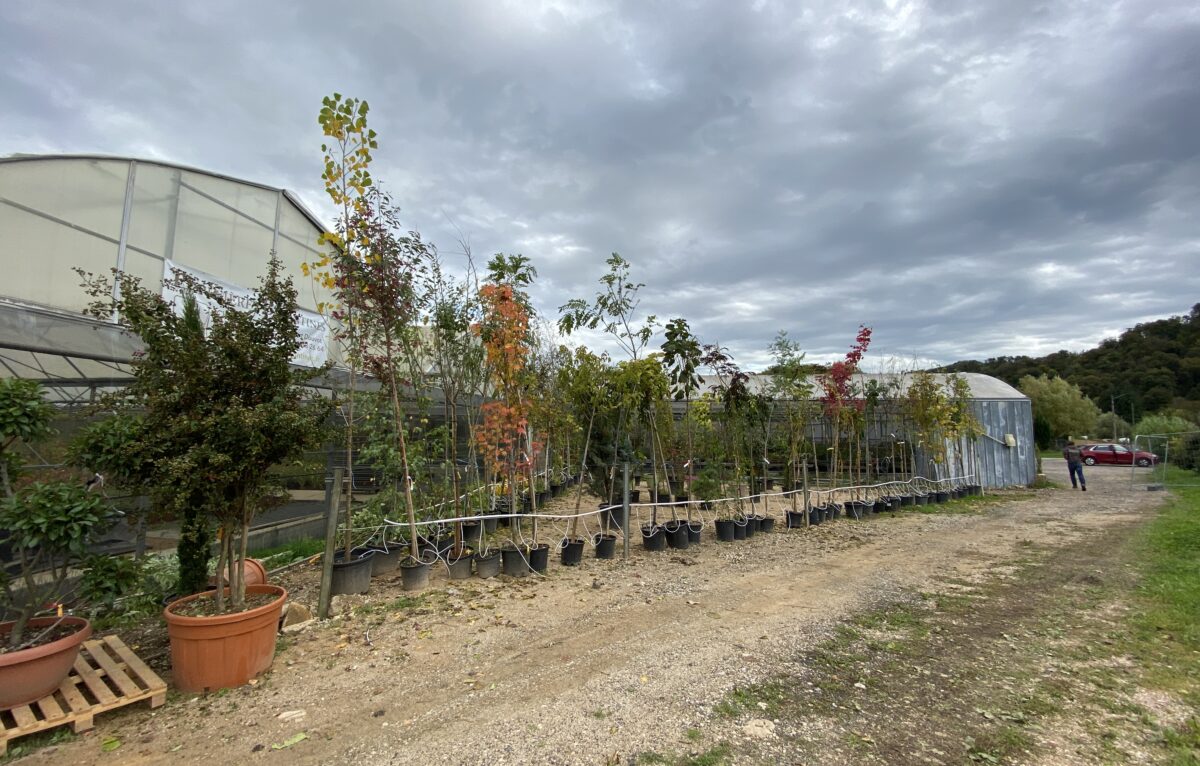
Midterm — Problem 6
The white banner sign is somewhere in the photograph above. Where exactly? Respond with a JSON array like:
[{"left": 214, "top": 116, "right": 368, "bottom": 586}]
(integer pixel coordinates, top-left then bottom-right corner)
[{"left": 162, "top": 260, "right": 328, "bottom": 368}]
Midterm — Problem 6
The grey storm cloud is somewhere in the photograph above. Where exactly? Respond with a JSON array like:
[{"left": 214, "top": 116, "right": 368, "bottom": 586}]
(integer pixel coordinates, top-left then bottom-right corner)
[{"left": 2, "top": 0, "right": 1198, "bottom": 370}]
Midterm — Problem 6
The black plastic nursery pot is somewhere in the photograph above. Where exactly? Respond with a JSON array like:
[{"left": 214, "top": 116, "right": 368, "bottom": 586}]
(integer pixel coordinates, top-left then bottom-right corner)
[
  {"left": 935, "top": 491, "right": 950, "bottom": 503},
  {"left": 331, "top": 549, "right": 374, "bottom": 595},
  {"left": 501, "top": 546, "right": 532, "bottom": 577},
  {"left": 399, "top": 557, "right": 432, "bottom": 591},
  {"left": 759, "top": 516, "right": 775, "bottom": 533},
  {"left": 714, "top": 518, "right": 736, "bottom": 542},
  {"left": 529, "top": 543, "right": 550, "bottom": 574},
  {"left": 823, "top": 506, "right": 834, "bottom": 522},
  {"left": 601, "top": 503, "right": 625, "bottom": 533},
  {"left": 733, "top": 518, "right": 748, "bottom": 540},
  {"left": 808, "top": 507, "right": 823, "bottom": 526},
  {"left": 594, "top": 533, "right": 617, "bottom": 559},
  {"left": 915, "top": 494, "right": 929, "bottom": 505},
  {"left": 460, "top": 521, "right": 483, "bottom": 547},
  {"left": 561, "top": 538, "right": 585, "bottom": 566},
  {"left": 900, "top": 494, "right": 915, "bottom": 507},
  {"left": 686, "top": 520, "right": 703, "bottom": 544},
  {"left": 663, "top": 520, "right": 690, "bottom": 550},
  {"left": 674, "top": 493, "right": 690, "bottom": 504},
  {"left": 446, "top": 552, "right": 473, "bottom": 581},
  {"left": 483, "top": 516, "right": 500, "bottom": 534},
  {"left": 642, "top": 524, "right": 667, "bottom": 552},
  {"left": 787, "top": 510, "right": 807, "bottom": 528},
  {"left": 874, "top": 500, "right": 890, "bottom": 514},
  {"left": 419, "top": 533, "right": 454, "bottom": 559},
  {"left": 474, "top": 551, "right": 501, "bottom": 579},
  {"left": 367, "top": 545, "right": 402, "bottom": 576},
  {"left": 747, "top": 515, "right": 762, "bottom": 533}
]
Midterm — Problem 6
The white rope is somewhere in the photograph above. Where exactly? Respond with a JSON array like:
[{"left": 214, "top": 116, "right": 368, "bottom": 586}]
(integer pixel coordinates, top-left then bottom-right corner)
[{"left": 360, "top": 472, "right": 978, "bottom": 538}]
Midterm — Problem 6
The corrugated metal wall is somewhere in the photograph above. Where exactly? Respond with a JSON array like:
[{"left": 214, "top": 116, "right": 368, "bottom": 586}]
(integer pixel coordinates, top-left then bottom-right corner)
[
  {"left": 905, "top": 399, "right": 1036, "bottom": 488},
  {"left": 970, "top": 399, "right": 1037, "bottom": 487}
]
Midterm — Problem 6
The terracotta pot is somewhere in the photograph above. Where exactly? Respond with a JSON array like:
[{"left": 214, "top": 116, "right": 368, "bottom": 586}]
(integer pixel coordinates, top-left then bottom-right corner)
[
  {"left": 207, "top": 558, "right": 268, "bottom": 588},
  {"left": 164, "top": 584, "right": 287, "bottom": 693},
  {"left": 0, "top": 616, "right": 92, "bottom": 710}
]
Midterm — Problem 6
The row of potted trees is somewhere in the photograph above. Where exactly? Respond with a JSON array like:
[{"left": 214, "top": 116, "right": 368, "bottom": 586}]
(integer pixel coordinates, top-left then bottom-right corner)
[
  {"left": 303, "top": 94, "right": 990, "bottom": 601},
  {"left": 3, "top": 91, "right": 990, "bottom": 707}
]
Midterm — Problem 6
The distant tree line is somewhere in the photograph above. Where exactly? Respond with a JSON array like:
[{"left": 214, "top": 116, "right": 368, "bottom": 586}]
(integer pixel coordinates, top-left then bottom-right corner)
[{"left": 940, "top": 303, "right": 1200, "bottom": 425}]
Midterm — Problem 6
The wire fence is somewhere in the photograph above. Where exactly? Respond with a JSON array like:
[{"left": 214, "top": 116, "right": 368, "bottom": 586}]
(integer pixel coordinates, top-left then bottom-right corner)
[{"left": 1131, "top": 432, "right": 1200, "bottom": 489}]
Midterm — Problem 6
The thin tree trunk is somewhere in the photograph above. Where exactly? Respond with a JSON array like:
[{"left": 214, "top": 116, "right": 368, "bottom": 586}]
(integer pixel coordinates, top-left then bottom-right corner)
[
  {"left": 569, "top": 408, "right": 595, "bottom": 538},
  {"left": 214, "top": 527, "right": 228, "bottom": 613}
]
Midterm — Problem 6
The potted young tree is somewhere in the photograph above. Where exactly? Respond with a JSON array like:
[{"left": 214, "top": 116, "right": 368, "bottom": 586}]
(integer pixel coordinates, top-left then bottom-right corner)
[
  {"left": 0, "top": 379, "right": 114, "bottom": 710},
  {"left": 558, "top": 253, "right": 661, "bottom": 553},
  {"left": 559, "top": 348, "right": 609, "bottom": 565},
  {"left": 427, "top": 260, "right": 487, "bottom": 576},
  {"left": 818, "top": 327, "right": 872, "bottom": 520},
  {"left": 476, "top": 255, "right": 537, "bottom": 577},
  {"left": 767, "top": 331, "right": 817, "bottom": 529},
  {"left": 701, "top": 344, "right": 757, "bottom": 542},
  {"left": 903, "top": 370, "right": 950, "bottom": 505},
  {"left": 81, "top": 256, "right": 328, "bottom": 693}
]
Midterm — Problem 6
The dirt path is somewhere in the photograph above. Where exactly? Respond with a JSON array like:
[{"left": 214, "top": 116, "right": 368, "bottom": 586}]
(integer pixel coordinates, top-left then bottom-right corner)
[{"left": 17, "top": 462, "right": 1161, "bottom": 766}]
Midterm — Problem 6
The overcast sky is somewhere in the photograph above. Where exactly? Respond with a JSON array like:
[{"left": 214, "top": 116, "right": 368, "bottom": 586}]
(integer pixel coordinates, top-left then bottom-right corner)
[{"left": 2, "top": 0, "right": 1197, "bottom": 369}]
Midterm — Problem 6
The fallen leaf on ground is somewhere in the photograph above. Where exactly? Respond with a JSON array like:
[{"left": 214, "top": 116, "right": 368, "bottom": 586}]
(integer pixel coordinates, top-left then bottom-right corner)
[{"left": 272, "top": 732, "right": 308, "bottom": 750}]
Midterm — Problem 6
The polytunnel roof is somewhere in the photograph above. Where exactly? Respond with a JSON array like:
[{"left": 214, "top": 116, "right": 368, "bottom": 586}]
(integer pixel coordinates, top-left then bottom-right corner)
[
  {"left": 0, "top": 153, "right": 343, "bottom": 403},
  {"left": 0, "top": 153, "right": 332, "bottom": 232},
  {"left": 697, "top": 371, "right": 1027, "bottom": 400}
]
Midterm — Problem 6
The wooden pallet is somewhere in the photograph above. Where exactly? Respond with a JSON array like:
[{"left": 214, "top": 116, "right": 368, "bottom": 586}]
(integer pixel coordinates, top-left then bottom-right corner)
[{"left": 1, "top": 635, "right": 166, "bottom": 755}]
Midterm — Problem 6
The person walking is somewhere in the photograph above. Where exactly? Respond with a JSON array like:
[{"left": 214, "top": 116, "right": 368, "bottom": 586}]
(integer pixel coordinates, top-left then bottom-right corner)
[{"left": 1063, "top": 441, "right": 1087, "bottom": 491}]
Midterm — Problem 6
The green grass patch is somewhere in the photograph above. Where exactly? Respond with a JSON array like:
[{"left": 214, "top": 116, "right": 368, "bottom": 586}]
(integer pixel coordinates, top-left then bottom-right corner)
[
  {"left": 249, "top": 537, "right": 325, "bottom": 566},
  {"left": 714, "top": 682, "right": 788, "bottom": 719},
  {"left": 965, "top": 724, "right": 1034, "bottom": 763},
  {"left": 353, "top": 593, "right": 429, "bottom": 616},
  {"left": 912, "top": 492, "right": 1034, "bottom": 515},
  {"left": 0, "top": 727, "right": 76, "bottom": 762},
  {"left": 681, "top": 744, "right": 731, "bottom": 765},
  {"left": 1032, "top": 474, "right": 1061, "bottom": 489},
  {"left": 1128, "top": 473, "right": 1200, "bottom": 704},
  {"left": 636, "top": 744, "right": 732, "bottom": 766}
]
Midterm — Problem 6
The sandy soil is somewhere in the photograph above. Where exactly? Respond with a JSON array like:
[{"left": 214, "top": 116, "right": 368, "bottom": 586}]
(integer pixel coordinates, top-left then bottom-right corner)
[{"left": 15, "top": 460, "right": 1161, "bottom": 766}]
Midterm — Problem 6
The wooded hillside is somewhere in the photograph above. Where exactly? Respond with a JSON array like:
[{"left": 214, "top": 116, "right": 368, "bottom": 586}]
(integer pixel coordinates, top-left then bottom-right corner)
[{"left": 940, "top": 304, "right": 1200, "bottom": 420}]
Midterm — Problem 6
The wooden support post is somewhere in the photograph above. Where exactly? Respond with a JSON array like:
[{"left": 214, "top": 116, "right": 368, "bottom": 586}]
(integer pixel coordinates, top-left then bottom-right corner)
[
  {"left": 318, "top": 468, "right": 343, "bottom": 620},
  {"left": 802, "top": 457, "right": 811, "bottom": 528},
  {"left": 622, "top": 462, "right": 630, "bottom": 562}
]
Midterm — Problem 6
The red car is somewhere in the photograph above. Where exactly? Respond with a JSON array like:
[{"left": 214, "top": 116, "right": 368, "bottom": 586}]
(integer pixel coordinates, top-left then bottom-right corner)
[{"left": 1079, "top": 443, "right": 1158, "bottom": 466}]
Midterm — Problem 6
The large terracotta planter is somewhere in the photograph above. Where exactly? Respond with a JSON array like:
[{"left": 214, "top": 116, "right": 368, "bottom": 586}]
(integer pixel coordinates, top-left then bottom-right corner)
[
  {"left": 0, "top": 616, "right": 92, "bottom": 710},
  {"left": 164, "top": 583, "right": 287, "bottom": 693}
]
